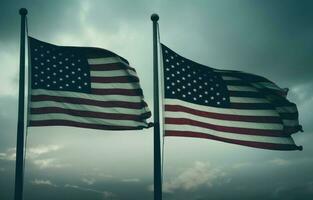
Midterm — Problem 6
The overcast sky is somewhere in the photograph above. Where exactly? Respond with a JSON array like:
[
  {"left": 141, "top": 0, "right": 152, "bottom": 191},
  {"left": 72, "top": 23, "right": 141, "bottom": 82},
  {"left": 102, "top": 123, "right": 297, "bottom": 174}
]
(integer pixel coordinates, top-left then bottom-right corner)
[{"left": 1, "top": 0, "right": 313, "bottom": 200}]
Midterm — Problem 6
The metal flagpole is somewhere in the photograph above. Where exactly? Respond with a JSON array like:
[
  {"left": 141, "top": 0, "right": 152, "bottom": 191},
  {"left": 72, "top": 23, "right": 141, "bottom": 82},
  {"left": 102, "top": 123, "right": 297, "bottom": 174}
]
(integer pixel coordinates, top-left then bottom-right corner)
[
  {"left": 14, "top": 8, "right": 28, "bottom": 200},
  {"left": 151, "top": 13, "right": 162, "bottom": 200}
]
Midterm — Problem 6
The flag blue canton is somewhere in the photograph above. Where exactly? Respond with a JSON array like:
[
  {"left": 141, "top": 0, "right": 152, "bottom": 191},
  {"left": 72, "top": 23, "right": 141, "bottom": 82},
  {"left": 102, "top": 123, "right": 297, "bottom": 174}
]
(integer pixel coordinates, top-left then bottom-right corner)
[
  {"left": 30, "top": 39, "right": 91, "bottom": 93},
  {"left": 163, "top": 45, "right": 230, "bottom": 107}
]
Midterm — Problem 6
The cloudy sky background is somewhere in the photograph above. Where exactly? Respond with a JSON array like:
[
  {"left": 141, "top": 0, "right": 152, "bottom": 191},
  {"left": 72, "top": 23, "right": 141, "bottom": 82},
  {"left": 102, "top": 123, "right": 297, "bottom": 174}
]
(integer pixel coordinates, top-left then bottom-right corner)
[{"left": 0, "top": 0, "right": 313, "bottom": 199}]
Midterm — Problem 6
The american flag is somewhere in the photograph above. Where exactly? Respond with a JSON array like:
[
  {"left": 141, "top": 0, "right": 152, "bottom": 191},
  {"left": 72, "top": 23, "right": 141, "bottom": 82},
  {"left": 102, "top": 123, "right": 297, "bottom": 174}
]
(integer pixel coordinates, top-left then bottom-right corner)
[
  {"left": 161, "top": 44, "right": 302, "bottom": 150},
  {"left": 28, "top": 37, "right": 151, "bottom": 130}
]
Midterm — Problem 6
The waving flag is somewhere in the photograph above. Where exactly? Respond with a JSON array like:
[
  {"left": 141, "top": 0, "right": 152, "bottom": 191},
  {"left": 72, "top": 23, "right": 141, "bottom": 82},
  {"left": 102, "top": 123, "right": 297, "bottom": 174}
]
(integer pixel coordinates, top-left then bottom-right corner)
[
  {"left": 161, "top": 44, "right": 302, "bottom": 150},
  {"left": 28, "top": 37, "right": 151, "bottom": 130}
]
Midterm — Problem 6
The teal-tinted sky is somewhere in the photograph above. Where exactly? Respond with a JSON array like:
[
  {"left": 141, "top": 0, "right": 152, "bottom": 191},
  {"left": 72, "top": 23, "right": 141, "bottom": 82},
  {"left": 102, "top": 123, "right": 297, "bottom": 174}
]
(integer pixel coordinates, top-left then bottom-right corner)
[{"left": 0, "top": 0, "right": 313, "bottom": 199}]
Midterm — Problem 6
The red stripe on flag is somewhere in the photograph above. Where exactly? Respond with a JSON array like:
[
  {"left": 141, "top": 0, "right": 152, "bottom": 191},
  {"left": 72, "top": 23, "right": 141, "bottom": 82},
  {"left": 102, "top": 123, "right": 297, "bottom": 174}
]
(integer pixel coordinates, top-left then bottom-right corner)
[
  {"left": 91, "top": 88, "right": 143, "bottom": 96},
  {"left": 31, "top": 95, "right": 148, "bottom": 109},
  {"left": 165, "top": 117, "right": 285, "bottom": 137},
  {"left": 31, "top": 107, "right": 151, "bottom": 120},
  {"left": 29, "top": 120, "right": 144, "bottom": 130},
  {"left": 91, "top": 76, "right": 139, "bottom": 83}
]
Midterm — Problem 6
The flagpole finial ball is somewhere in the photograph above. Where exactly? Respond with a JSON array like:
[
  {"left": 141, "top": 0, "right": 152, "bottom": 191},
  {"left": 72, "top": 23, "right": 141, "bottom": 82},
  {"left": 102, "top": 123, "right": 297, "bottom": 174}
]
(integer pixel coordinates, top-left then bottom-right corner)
[
  {"left": 19, "top": 8, "right": 28, "bottom": 16},
  {"left": 151, "top": 14, "right": 159, "bottom": 21}
]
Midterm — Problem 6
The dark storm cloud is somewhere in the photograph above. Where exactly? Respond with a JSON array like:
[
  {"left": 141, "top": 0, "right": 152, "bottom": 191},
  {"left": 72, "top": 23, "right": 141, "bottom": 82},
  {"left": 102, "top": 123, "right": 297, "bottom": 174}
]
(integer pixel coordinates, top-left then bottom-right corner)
[
  {"left": 157, "top": 0, "right": 313, "bottom": 86},
  {"left": 1, "top": 0, "right": 312, "bottom": 86},
  {"left": 236, "top": 0, "right": 313, "bottom": 86},
  {"left": 0, "top": 0, "right": 82, "bottom": 43},
  {"left": 80, "top": 0, "right": 153, "bottom": 28},
  {"left": 0, "top": 0, "right": 154, "bottom": 43}
]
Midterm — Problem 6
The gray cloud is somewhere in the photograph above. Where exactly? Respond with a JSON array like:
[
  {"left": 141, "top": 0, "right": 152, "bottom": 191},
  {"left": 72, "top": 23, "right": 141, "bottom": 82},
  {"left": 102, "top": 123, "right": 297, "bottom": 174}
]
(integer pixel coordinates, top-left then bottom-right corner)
[
  {"left": 232, "top": 161, "right": 252, "bottom": 169},
  {"left": 0, "top": 144, "right": 68, "bottom": 170},
  {"left": 0, "top": 148, "right": 16, "bottom": 161},
  {"left": 64, "top": 184, "right": 115, "bottom": 199},
  {"left": 268, "top": 158, "right": 291, "bottom": 166},
  {"left": 161, "top": 161, "right": 229, "bottom": 193},
  {"left": 121, "top": 178, "right": 141, "bottom": 183},
  {"left": 81, "top": 177, "right": 96, "bottom": 185},
  {"left": 33, "top": 158, "right": 69, "bottom": 169},
  {"left": 31, "top": 179, "right": 57, "bottom": 187},
  {"left": 26, "top": 145, "right": 62, "bottom": 158}
]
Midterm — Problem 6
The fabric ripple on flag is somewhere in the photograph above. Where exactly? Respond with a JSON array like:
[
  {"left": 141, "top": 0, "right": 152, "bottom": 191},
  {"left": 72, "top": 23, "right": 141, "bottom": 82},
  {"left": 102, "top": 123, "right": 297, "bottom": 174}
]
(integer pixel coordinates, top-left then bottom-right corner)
[
  {"left": 161, "top": 44, "right": 303, "bottom": 150},
  {"left": 28, "top": 37, "right": 151, "bottom": 130}
]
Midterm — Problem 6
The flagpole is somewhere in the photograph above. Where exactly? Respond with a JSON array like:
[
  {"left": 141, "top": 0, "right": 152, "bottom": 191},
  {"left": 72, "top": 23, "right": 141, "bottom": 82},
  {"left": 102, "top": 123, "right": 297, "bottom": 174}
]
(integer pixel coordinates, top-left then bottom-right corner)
[
  {"left": 14, "top": 8, "right": 27, "bottom": 200},
  {"left": 151, "top": 14, "right": 162, "bottom": 200}
]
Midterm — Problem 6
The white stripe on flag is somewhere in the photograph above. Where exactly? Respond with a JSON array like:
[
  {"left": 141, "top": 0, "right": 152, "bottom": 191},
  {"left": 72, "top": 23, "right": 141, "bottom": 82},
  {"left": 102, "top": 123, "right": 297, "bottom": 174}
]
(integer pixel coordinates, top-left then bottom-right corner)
[
  {"left": 87, "top": 57, "right": 122, "bottom": 65},
  {"left": 227, "top": 85, "right": 258, "bottom": 92},
  {"left": 164, "top": 111, "right": 283, "bottom": 130},
  {"left": 87, "top": 57, "right": 130, "bottom": 67},
  {"left": 251, "top": 82, "right": 280, "bottom": 89},
  {"left": 222, "top": 76, "right": 241, "bottom": 81}
]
